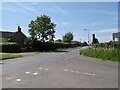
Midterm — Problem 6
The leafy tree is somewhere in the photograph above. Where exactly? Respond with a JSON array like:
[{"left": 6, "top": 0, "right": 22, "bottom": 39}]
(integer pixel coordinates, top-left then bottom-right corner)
[
  {"left": 82, "top": 41, "right": 88, "bottom": 46},
  {"left": 28, "top": 15, "right": 56, "bottom": 42},
  {"left": 62, "top": 32, "right": 73, "bottom": 43}
]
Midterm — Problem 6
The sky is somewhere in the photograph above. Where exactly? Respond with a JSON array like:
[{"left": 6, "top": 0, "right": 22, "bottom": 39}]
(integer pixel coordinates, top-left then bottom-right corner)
[{"left": 1, "top": 2, "right": 118, "bottom": 43}]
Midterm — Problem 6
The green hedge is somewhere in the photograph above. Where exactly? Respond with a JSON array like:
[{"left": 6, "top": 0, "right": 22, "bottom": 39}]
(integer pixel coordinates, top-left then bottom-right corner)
[
  {"left": 92, "top": 42, "right": 120, "bottom": 49},
  {"left": 80, "top": 48, "right": 119, "bottom": 62},
  {"left": 32, "top": 41, "right": 74, "bottom": 51},
  {"left": 0, "top": 42, "right": 20, "bottom": 53}
]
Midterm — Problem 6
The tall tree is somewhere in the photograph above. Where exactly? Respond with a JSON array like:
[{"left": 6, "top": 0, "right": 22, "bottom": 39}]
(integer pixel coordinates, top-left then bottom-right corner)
[
  {"left": 28, "top": 15, "right": 56, "bottom": 42},
  {"left": 62, "top": 32, "right": 74, "bottom": 43},
  {"left": 92, "top": 34, "right": 99, "bottom": 44}
]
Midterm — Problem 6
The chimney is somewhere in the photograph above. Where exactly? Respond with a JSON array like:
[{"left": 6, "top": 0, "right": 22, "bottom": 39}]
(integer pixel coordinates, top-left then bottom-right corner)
[{"left": 18, "top": 25, "right": 21, "bottom": 32}]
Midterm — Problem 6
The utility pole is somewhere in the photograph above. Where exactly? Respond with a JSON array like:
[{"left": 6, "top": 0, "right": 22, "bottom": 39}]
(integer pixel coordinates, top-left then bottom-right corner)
[{"left": 84, "top": 29, "right": 90, "bottom": 45}]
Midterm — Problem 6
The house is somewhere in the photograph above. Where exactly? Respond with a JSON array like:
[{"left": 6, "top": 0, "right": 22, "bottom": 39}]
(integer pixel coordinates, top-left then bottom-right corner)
[{"left": 0, "top": 26, "right": 27, "bottom": 47}]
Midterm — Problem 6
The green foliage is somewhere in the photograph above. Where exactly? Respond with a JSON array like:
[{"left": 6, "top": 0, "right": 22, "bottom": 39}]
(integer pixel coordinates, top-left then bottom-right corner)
[
  {"left": 80, "top": 48, "right": 119, "bottom": 62},
  {"left": 82, "top": 41, "right": 88, "bottom": 46},
  {"left": 32, "top": 41, "right": 74, "bottom": 51},
  {"left": 92, "top": 42, "right": 120, "bottom": 49},
  {"left": 62, "top": 32, "right": 73, "bottom": 43},
  {"left": 0, "top": 42, "right": 20, "bottom": 53},
  {"left": 28, "top": 14, "right": 56, "bottom": 42},
  {"left": 0, "top": 54, "right": 22, "bottom": 60}
]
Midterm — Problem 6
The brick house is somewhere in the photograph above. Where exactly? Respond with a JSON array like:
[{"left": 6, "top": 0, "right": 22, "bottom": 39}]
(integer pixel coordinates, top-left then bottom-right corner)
[{"left": 0, "top": 26, "right": 27, "bottom": 47}]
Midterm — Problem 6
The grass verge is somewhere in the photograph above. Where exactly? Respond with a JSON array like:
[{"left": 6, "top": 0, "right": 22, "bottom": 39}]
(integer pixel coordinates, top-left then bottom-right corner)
[
  {"left": 0, "top": 54, "right": 23, "bottom": 60},
  {"left": 80, "top": 48, "right": 119, "bottom": 62}
]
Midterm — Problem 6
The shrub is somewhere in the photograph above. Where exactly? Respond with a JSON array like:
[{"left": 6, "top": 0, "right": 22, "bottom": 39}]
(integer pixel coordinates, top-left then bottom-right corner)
[
  {"left": 32, "top": 41, "right": 73, "bottom": 51},
  {"left": 80, "top": 48, "right": 119, "bottom": 62},
  {"left": 0, "top": 42, "right": 20, "bottom": 53}
]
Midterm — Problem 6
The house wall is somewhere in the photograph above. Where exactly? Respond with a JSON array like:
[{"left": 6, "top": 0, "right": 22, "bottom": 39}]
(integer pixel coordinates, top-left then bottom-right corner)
[
  {"left": 0, "top": 37, "right": 7, "bottom": 42},
  {"left": 11, "top": 31, "right": 27, "bottom": 47}
]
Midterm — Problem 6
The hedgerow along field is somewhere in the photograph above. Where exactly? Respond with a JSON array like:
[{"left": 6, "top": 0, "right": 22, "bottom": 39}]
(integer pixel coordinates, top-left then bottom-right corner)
[{"left": 80, "top": 42, "right": 119, "bottom": 62}]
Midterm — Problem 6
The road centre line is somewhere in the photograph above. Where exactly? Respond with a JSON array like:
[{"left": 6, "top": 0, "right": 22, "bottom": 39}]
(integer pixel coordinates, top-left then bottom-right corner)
[
  {"left": 70, "top": 70, "right": 96, "bottom": 76},
  {"left": 63, "top": 55, "right": 78, "bottom": 61}
]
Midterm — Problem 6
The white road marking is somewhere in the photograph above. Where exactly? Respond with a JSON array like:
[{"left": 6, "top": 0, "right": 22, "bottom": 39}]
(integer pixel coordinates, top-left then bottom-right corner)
[
  {"left": 59, "top": 61, "right": 62, "bottom": 62},
  {"left": 33, "top": 72, "right": 38, "bottom": 76},
  {"left": 75, "top": 71, "right": 80, "bottom": 73},
  {"left": 70, "top": 70, "right": 96, "bottom": 76},
  {"left": 64, "top": 58, "right": 68, "bottom": 61},
  {"left": 25, "top": 72, "right": 30, "bottom": 74},
  {"left": 63, "top": 55, "right": 78, "bottom": 61},
  {"left": 16, "top": 78, "right": 21, "bottom": 82},
  {"left": 71, "top": 70, "right": 76, "bottom": 72},
  {"left": 45, "top": 68, "right": 48, "bottom": 70},
  {"left": 64, "top": 69, "right": 69, "bottom": 71},
  {"left": 39, "top": 67, "right": 43, "bottom": 70},
  {"left": 7, "top": 78, "right": 12, "bottom": 80}
]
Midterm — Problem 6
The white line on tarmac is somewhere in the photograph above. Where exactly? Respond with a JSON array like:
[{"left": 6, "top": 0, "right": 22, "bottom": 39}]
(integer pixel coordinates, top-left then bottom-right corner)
[
  {"left": 16, "top": 78, "right": 21, "bottom": 82},
  {"left": 7, "top": 78, "right": 12, "bottom": 80},
  {"left": 39, "top": 67, "right": 43, "bottom": 70},
  {"left": 64, "top": 69, "right": 69, "bottom": 71},
  {"left": 33, "top": 72, "right": 38, "bottom": 76},
  {"left": 45, "top": 68, "right": 48, "bottom": 70},
  {"left": 25, "top": 72, "right": 30, "bottom": 74},
  {"left": 63, "top": 55, "right": 78, "bottom": 61},
  {"left": 70, "top": 70, "right": 96, "bottom": 76}
]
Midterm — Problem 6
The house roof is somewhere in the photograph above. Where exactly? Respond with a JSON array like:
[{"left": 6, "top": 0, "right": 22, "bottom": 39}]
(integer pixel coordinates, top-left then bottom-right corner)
[{"left": 0, "top": 31, "right": 16, "bottom": 38}]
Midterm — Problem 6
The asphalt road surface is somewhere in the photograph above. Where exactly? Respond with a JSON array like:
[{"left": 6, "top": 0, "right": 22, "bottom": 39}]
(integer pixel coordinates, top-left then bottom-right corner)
[{"left": 1, "top": 47, "right": 118, "bottom": 88}]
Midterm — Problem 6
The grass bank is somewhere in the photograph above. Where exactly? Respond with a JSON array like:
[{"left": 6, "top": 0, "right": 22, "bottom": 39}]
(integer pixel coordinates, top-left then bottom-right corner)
[
  {"left": 80, "top": 48, "right": 119, "bottom": 62},
  {"left": 0, "top": 54, "right": 23, "bottom": 60}
]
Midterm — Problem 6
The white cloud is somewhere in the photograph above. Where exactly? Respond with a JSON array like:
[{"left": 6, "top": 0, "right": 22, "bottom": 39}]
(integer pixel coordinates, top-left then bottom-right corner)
[
  {"left": 46, "top": 4, "right": 69, "bottom": 14},
  {"left": 16, "top": 2, "right": 37, "bottom": 13},
  {"left": 86, "top": 10, "right": 117, "bottom": 16},
  {"left": 70, "top": 9, "right": 117, "bottom": 16},
  {"left": 93, "top": 28, "right": 118, "bottom": 33},
  {"left": 54, "top": 6, "right": 69, "bottom": 14},
  {"left": 2, "top": 2, "right": 38, "bottom": 14}
]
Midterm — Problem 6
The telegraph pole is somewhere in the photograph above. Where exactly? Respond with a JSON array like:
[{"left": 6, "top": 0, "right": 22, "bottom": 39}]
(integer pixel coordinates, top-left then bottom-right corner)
[{"left": 84, "top": 29, "right": 90, "bottom": 45}]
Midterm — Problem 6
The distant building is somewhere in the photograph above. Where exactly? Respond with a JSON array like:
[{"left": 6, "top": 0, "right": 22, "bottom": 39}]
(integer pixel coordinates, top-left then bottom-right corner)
[
  {"left": 113, "top": 32, "right": 120, "bottom": 41},
  {"left": 0, "top": 26, "right": 27, "bottom": 47}
]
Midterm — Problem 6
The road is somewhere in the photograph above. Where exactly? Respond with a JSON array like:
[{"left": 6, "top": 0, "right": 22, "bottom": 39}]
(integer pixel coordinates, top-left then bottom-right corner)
[{"left": 1, "top": 47, "right": 118, "bottom": 88}]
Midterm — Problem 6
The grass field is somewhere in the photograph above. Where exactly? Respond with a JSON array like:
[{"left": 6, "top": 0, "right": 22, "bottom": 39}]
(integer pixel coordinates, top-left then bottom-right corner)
[
  {"left": 0, "top": 54, "right": 23, "bottom": 60},
  {"left": 80, "top": 48, "right": 119, "bottom": 62}
]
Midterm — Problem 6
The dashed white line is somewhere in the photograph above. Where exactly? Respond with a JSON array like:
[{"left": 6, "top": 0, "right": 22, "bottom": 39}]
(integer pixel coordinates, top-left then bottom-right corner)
[
  {"left": 45, "top": 68, "right": 48, "bottom": 70},
  {"left": 7, "top": 78, "right": 12, "bottom": 80},
  {"left": 69, "top": 69, "right": 96, "bottom": 76},
  {"left": 64, "top": 69, "right": 69, "bottom": 71},
  {"left": 63, "top": 55, "right": 78, "bottom": 61},
  {"left": 16, "top": 78, "right": 21, "bottom": 82},
  {"left": 39, "top": 67, "right": 43, "bottom": 70},
  {"left": 25, "top": 72, "right": 30, "bottom": 74},
  {"left": 33, "top": 72, "right": 38, "bottom": 76}
]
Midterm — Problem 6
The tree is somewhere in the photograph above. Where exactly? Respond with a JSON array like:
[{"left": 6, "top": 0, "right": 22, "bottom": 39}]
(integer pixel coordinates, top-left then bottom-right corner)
[
  {"left": 28, "top": 15, "right": 56, "bottom": 42},
  {"left": 62, "top": 32, "right": 73, "bottom": 43},
  {"left": 92, "top": 34, "right": 99, "bottom": 44},
  {"left": 82, "top": 41, "right": 88, "bottom": 46}
]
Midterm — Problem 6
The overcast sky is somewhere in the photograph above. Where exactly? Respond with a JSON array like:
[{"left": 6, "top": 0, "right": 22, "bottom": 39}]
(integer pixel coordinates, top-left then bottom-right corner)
[{"left": 1, "top": 2, "right": 118, "bottom": 43}]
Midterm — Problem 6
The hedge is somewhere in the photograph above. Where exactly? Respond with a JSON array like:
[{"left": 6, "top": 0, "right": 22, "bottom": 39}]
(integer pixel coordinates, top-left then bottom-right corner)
[
  {"left": 32, "top": 41, "right": 74, "bottom": 51},
  {"left": 0, "top": 42, "right": 20, "bottom": 53}
]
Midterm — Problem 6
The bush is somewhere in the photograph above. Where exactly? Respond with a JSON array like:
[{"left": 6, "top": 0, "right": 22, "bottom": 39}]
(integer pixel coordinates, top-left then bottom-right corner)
[
  {"left": 80, "top": 48, "right": 119, "bottom": 62},
  {"left": 32, "top": 41, "right": 73, "bottom": 51},
  {"left": 0, "top": 42, "right": 20, "bottom": 53}
]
